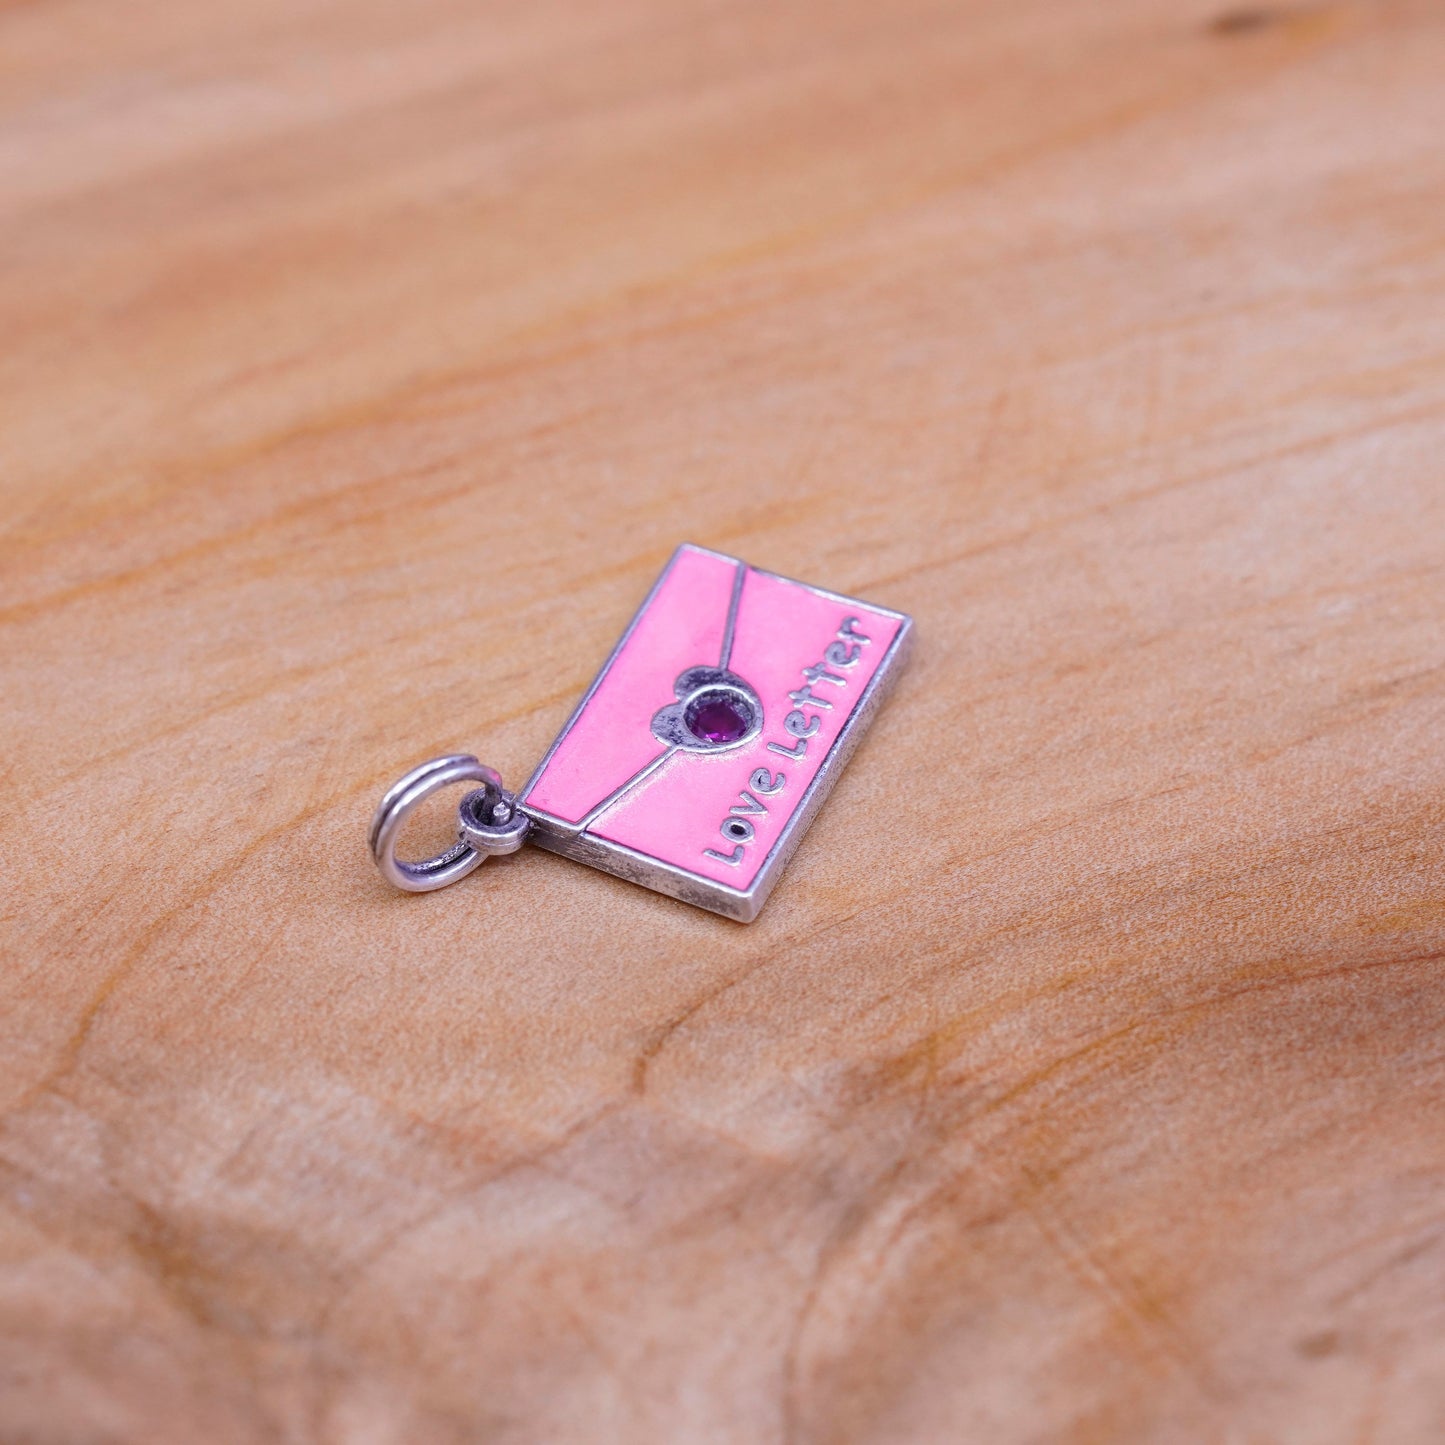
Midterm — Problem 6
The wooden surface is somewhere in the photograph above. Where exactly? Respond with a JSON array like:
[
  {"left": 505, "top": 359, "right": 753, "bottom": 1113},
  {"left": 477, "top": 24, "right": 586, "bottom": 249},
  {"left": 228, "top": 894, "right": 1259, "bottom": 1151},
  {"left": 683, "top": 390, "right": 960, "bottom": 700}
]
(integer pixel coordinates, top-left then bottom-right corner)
[{"left": 3, "top": 1, "right": 1444, "bottom": 1440}]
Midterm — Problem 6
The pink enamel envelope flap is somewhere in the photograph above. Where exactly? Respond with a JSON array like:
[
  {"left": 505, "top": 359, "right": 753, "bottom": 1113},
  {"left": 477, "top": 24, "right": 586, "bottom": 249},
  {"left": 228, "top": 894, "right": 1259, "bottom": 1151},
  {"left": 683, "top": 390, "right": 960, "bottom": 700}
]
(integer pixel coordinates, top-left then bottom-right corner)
[{"left": 517, "top": 544, "right": 913, "bottom": 920}]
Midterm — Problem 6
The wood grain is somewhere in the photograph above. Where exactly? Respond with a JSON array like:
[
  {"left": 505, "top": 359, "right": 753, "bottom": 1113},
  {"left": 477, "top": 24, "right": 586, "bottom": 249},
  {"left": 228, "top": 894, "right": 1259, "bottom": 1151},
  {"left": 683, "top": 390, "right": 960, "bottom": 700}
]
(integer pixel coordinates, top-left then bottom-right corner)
[{"left": 3, "top": 0, "right": 1444, "bottom": 1440}]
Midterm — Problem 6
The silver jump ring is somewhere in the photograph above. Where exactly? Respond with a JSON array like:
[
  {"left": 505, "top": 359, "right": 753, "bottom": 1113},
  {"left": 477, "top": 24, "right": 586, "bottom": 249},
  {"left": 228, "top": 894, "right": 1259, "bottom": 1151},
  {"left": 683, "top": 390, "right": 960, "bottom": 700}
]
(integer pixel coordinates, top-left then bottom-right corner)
[{"left": 369, "top": 754, "right": 504, "bottom": 893}]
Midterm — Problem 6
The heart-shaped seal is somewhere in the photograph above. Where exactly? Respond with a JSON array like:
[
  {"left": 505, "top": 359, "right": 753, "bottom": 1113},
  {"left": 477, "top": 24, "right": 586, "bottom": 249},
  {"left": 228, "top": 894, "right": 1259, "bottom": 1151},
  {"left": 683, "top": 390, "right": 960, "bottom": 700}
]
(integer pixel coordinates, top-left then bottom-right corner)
[{"left": 651, "top": 666, "right": 764, "bottom": 752}]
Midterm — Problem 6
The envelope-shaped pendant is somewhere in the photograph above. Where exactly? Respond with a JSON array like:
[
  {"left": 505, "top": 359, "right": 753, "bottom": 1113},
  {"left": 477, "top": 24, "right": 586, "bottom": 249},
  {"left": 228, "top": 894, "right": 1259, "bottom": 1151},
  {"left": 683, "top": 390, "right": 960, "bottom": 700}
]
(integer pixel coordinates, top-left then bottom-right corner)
[
  {"left": 517, "top": 545, "right": 912, "bottom": 919},
  {"left": 370, "top": 544, "right": 913, "bottom": 921}
]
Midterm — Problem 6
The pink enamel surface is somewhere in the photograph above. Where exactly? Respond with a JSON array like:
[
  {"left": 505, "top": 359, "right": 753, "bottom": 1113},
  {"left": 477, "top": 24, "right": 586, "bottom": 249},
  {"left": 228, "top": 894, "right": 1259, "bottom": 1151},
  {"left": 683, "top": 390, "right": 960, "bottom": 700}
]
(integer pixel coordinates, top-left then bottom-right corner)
[
  {"left": 589, "top": 568, "right": 901, "bottom": 889},
  {"left": 523, "top": 546, "right": 739, "bottom": 824}
]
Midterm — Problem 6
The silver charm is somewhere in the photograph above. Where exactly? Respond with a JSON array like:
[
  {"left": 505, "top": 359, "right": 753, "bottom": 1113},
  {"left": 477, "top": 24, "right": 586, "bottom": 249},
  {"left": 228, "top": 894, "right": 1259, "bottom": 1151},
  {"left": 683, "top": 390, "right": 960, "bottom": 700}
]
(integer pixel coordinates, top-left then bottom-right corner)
[{"left": 370, "top": 544, "right": 913, "bottom": 921}]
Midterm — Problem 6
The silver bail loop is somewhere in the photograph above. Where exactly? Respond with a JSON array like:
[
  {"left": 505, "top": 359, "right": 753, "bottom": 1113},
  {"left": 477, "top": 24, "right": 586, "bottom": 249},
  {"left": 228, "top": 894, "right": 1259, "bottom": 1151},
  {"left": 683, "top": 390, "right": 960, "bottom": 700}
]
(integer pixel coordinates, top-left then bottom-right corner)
[
  {"left": 369, "top": 754, "right": 530, "bottom": 893},
  {"left": 457, "top": 782, "right": 531, "bottom": 857}
]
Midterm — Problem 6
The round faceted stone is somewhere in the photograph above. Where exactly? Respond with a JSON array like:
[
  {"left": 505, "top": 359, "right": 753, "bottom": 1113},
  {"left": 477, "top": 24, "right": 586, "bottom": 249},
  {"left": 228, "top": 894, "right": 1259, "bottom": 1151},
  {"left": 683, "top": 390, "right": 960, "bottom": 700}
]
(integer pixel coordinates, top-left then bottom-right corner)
[{"left": 685, "top": 691, "right": 752, "bottom": 745}]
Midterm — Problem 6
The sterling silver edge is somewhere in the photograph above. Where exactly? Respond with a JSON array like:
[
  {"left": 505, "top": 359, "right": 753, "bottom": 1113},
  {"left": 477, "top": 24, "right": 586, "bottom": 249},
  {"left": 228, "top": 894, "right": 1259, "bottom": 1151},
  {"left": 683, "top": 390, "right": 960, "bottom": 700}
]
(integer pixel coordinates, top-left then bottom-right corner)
[{"left": 516, "top": 543, "right": 914, "bottom": 922}]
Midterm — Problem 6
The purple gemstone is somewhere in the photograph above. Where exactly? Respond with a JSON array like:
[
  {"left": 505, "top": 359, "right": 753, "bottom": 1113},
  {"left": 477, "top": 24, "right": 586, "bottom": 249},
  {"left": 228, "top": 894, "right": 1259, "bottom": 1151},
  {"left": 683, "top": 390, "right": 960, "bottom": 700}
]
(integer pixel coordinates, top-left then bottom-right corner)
[{"left": 685, "top": 693, "right": 751, "bottom": 744}]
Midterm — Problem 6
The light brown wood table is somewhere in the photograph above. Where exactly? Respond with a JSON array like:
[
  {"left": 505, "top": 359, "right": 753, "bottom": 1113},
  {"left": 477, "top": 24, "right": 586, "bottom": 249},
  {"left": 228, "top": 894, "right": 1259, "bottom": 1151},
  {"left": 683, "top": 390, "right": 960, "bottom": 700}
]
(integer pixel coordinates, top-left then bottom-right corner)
[{"left": 2, "top": 1, "right": 1443, "bottom": 1441}]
